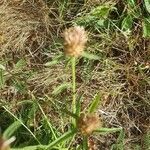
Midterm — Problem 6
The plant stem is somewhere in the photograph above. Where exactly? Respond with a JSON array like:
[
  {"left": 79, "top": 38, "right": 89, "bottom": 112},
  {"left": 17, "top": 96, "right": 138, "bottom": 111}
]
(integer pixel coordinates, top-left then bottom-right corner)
[
  {"left": 71, "top": 57, "right": 76, "bottom": 124},
  {"left": 83, "top": 135, "right": 88, "bottom": 150}
]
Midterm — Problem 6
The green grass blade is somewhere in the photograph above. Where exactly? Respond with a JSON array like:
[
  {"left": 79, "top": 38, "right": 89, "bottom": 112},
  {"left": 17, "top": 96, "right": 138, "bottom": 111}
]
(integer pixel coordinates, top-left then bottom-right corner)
[
  {"left": 82, "top": 52, "right": 100, "bottom": 60},
  {"left": 61, "top": 108, "right": 78, "bottom": 119},
  {"left": 143, "top": 18, "right": 150, "bottom": 37},
  {"left": 3, "top": 121, "right": 21, "bottom": 139},
  {"left": 88, "top": 93, "right": 101, "bottom": 113},
  {"left": 75, "top": 94, "right": 83, "bottom": 117},
  {"left": 11, "top": 145, "right": 45, "bottom": 150},
  {"left": 46, "top": 129, "right": 77, "bottom": 149},
  {"left": 111, "top": 129, "right": 125, "bottom": 150},
  {"left": 143, "top": 130, "right": 150, "bottom": 149},
  {"left": 121, "top": 15, "right": 133, "bottom": 32},
  {"left": 52, "top": 83, "right": 71, "bottom": 95},
  {"left": 127, "top": 0, "right": 136, "bottom": 8},
  {"left": 94, "top": 127, "right": 122, "bottom": 134},
  {"left": 0, "top": 69, "right": 4, "bottom": 88},
  {"left": 144, "top": 0, "right": 150, "bottom": 13},
  {"left": 37, "top": 103, "right": 57, "bottom": 140},
  {"left": 11, "top": 146, "right": 68, "bottom": 150},
  {"left": 3, "top": 106, "right": 40, "bottom": 144}
]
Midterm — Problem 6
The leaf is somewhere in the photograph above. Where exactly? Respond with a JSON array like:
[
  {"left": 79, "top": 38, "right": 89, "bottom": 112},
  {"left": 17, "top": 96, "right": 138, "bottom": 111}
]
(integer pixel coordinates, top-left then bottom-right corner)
[
  {"left": 61, "top": 108, "right": 78, "bottom": 119},
  {"left": 143, "top": 18, "right": 150, "bottom": 37},
  {"left": 44, "top": 55, "right": 63, "bottom": 67},
  {"left": 52, "top": 83, "right": 71, "bottom": 95},
  {"left": 17, "top": 100, "right": 33, "bottom": 105},
  {"left": 88, "top": 93, "right": 101, "bottom": 113},
  {"left": 46, "top": 129, "right": 77, "bottom": 149},
  {"left": 44, "top": 60, "right": 59, "bottom": 67},
  {"left": 3, "top": 106, "right": 40, "bottom": 144},
  {"left": 127, "top": 0, "right": 136, "bottom": 8},
  {"left": 13, "top": 80, "right": 27, "bottom": 93},
  {"left": 82, "top": 52, "right": 100, "bottom": 60},
  {"left": 15, "top": 59, "right": 26, "bottom": 70},
  {"left": 26, "top": 103, "right": 38, "bottom": 127},
  {"left": 91, "top": 6, "right": 110, "bottom": 18},
  {"left": 0, "top": 64, "right": 5, "bottom": 70},
  {"left": 122, "top": 15, "right": 133, "bottom": 31},
  {"left": 114, "top": 129, "right": 125, "bottom": 150},
  {"left": 11, "top": 146, "right": 68, "bottom": 150},
  {"left": 0, "top": 69, "right": 4, "bottom": 88},
  {"left": 143, "top": 130, "right": 150, "bottom": 149},
  {"left": 75, "top": 3, "right": 116, "bottom": 28},
  {"left": 95, "top": 127, "right": 122, "bottom": 135},
  {"left": 111, "top": 129, "right": 125, "bottom": 150},
  {"left": 3, "top": 121, "right": 21, "bottom": 139},
  {"left": 144, "top": 0, "right": 150, "bottom": 13},
  {"left": 11, "top": 145, "right": 45, "bottom": 150},
  {"left": 38, "top": 103, "right": 57, "bottom": 140},
  {"left": 75, "top": 94, "right": 83, "bottom": 117}
]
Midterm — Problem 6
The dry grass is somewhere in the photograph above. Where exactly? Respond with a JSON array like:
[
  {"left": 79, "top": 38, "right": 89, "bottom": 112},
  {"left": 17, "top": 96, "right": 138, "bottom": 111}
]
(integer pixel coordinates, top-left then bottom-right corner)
[
  {"left": 0, "top": 0, "right": 150, "bottom": 149},
  {"left": 0, "top": 0, "right": 51, "bottom": 56}
]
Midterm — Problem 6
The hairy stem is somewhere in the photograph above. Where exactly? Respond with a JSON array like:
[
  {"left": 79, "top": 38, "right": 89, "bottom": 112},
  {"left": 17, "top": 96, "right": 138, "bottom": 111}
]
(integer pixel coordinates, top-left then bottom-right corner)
[{"left": 71, "top": 57, "right": 76, "bottom": 124}]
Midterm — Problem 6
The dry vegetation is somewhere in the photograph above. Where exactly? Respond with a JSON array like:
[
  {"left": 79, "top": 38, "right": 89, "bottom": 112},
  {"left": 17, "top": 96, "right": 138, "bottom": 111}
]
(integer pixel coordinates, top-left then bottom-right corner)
[{"left": 0, "top": 0, "right": 150, "bottom": 149}]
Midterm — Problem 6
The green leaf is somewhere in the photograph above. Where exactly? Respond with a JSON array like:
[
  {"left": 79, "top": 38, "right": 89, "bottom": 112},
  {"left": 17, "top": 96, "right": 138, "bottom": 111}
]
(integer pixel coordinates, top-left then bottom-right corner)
[
  {"left": 111, "top": 129, "right": 125, "bottom": 150},
  {"left": 15, "top": 59, "right": 26, "bottom": 70},
  {"left": 75, "top": 94, "right": 83, "bottom": 117},
  {"left": 3, "top": 106, "right": 40, "bottom": 144},
  {"left": 143, "top": 18, "right": 150, "bottom": 37},
  {"left": 11, "top": 145, "right": 45, "bottom": 150},
  {"left": 13, "top": 80, "right": 27, "bottom": 93},
  {"left": 122, "top": 15, "right": 133, "bottom": 31},
  {"left": 75, "top": 3, "right": 116, "bottom": 28},
  {"left": 46, "top": 129, "right": 77, "bottom": 149},
  {"left": 0, "top": 64, "right": 5, "bottom": 70},
  {"left": 143, "top": 130, "right": 150, "bottom": 149},
  {"left": 88, "top": 93, "right": 101, "bottom": 113},
  {"left": 144, "top": 0, "right": 150, "bottom": 13},
  {"left": 3, "top": 121, "right": 21, "bottom": 139},
  {"left": 61, "top": 108, "right": 78, "bottom": 119},
  {"left": 11, "top": 146, "right": 68, "bottom": 150},
  {"left": 44, "top": 60, "right": 59, "bottom": 67},
  {"left": 114, "top": 129, "right": 125, "bottom": 150},
  {"left": 95, "top": 127, "right": 122, "bottom": 135},
  {"left": 91, "top": 6, "right": 110, "bottom": 18},
  {"left": 38, "top": 103, "right": 57, "bottom": 140},
  {"left": 127, "top": 0, "right": 136, "bottom": 8},
  {"left": 17, "top": 100, "right": 33, "bottom": 105},
  {"left": 0, "top": 69, "right": 4, "bottom": 88},
  {"left": 82, "top": 52, "right": 100, "bottom": 60},
  {"left": 52, "top": 83, "right": 71, "bottom": 95}
]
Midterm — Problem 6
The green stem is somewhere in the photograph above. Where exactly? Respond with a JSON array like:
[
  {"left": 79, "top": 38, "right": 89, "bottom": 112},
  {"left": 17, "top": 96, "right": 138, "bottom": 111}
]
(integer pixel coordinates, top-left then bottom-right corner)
[
  {"left": 71, "top": 57, "right": 76, "bottom": 124},
  {"left": 83, "top": 136, "right": 88, "bottom": 150}
]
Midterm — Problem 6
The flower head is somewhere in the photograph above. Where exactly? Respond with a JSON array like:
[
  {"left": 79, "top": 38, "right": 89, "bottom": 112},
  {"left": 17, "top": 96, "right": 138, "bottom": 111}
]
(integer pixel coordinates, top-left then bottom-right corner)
[
  {"left": 63, "top": 26, "right": 87, "bottom": 57},
  {"left": 77, "top": 113, "right": 101, "bottom": 135}
]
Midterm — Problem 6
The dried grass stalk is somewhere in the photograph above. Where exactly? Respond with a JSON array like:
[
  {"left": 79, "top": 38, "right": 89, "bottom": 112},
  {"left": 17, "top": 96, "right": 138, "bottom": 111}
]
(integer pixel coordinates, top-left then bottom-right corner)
[{"left": 0, "top": 0, "right": 51, "bottom": 56}]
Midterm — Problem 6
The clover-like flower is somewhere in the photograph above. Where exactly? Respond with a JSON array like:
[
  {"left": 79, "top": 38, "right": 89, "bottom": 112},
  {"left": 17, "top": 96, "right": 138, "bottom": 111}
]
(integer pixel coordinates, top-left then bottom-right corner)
[
  {"left": 77, "top": 113, "right": 101, "bottom": 135},
  {"left": 63, "top": 26, "right": 88, "bottom": 57}
]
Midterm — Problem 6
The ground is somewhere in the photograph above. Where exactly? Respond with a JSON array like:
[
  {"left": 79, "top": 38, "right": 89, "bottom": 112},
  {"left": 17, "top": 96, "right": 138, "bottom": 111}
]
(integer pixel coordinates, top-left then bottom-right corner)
[{"left": 0, "top": 0, "right": 150, "bottom": 150}]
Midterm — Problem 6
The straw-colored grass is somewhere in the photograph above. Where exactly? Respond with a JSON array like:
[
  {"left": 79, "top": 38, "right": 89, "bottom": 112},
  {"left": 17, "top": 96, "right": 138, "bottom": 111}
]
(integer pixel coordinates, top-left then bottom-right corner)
[{"left": 0, "top": 0, "right": 51, "bottom": 56}]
